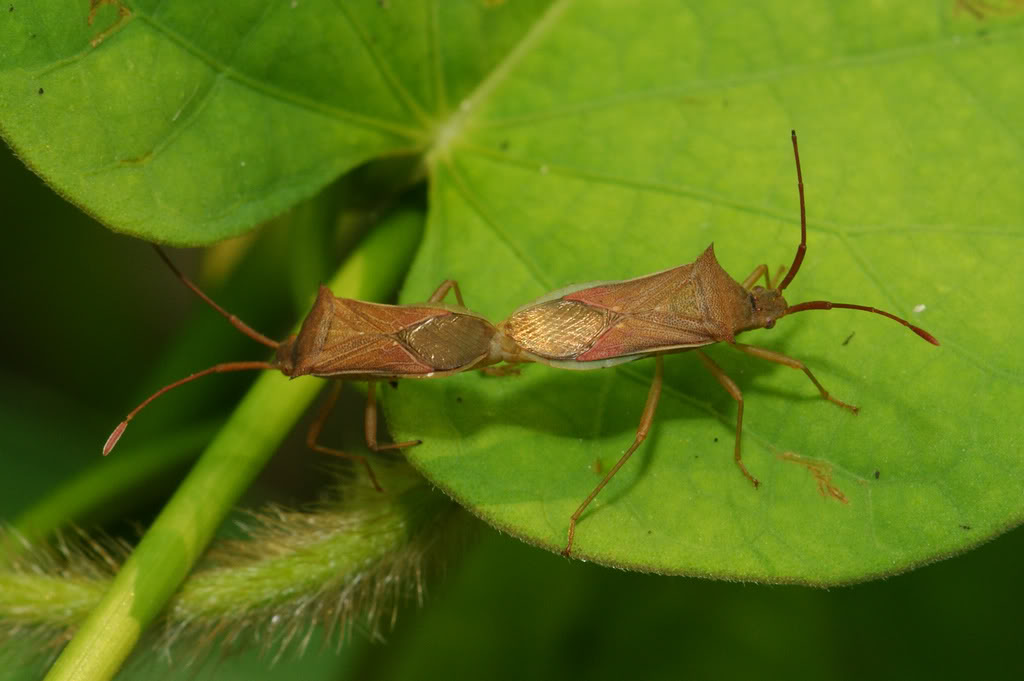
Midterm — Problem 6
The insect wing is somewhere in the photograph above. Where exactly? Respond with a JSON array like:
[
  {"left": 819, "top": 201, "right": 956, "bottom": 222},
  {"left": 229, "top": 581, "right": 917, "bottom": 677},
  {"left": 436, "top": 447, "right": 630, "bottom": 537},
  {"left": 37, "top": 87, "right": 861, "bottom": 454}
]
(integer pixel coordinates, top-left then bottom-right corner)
[
  {"left": 398, "top": 312, "right": 497, "bottom": 372},
  {"left": 563, "top": 261, "right": 719, "bottom": 361},
  {"left": 291, "top": 288, "right": 450, "bottom": 377},
  {"left": 501, "top": 298, "right": 611, "bottom": 361}
]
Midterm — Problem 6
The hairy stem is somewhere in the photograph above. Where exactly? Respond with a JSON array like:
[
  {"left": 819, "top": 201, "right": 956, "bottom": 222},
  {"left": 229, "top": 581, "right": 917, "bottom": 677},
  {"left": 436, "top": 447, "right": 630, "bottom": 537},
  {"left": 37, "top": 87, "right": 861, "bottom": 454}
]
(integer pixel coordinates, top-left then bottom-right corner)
[{"left": 1, "top": 465, "right": 468, "bottom": 667}]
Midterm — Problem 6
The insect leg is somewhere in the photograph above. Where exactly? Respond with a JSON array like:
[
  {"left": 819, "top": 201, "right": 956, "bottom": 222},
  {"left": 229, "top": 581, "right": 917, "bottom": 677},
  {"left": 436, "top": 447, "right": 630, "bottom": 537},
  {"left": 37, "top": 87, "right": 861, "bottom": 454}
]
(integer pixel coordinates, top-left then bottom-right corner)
[
  {"left": 740, "top": 264, "right": 771, "bottom": 290},
  {"left": 364, "top": 380, "right": 423, "bottom": 453},
  {"left": 695, "top": 350, "right": 760, "bottom": 489},
  {"left": 427, "top": 279, "right": 465, "bottom": 306},
  {"left": 741, "top": 264, "right": 788, "bottom": 291},
  {"left": 766, "top": 264, "right": 788, "bottom": 290},
  {"left": 306, "top": 381, "right": 384, "bottom": 492},
  {"left": 563, "top": 355, "right": 664, "bottom": 557},
  {"left": 729, "top": 343, "right": 859, "bottom": 414}
]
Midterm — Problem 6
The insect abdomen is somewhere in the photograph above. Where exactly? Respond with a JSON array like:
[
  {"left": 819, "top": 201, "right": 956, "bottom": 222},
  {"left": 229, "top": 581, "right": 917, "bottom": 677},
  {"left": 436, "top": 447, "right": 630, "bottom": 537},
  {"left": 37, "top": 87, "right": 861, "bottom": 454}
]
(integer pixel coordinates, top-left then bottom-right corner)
[
  {"left": 400, "top": 313, "right": 497, "bottom": 371},
  {"left": 501, "top": 299, "right": 610, "bottom": 360}
]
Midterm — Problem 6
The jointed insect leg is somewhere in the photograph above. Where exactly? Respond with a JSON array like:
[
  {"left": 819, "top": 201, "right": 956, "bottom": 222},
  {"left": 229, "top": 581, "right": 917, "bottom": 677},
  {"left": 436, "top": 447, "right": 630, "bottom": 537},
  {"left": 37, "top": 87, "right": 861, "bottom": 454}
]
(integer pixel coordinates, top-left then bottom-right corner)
[
  {"left": 741, "top": 264, "right": 771, "bottom": 290},
  {"left": 563, "top": 355, "right": 664, "bottom": 557},
  {"left": 741, "top": 264, "right": 788, "bottom": 291},
  {"left": 729, "top": 343, "right": 858, "bottom": 414},
  {"left": 695, "top": 350, "right": 760, "bottom": 489},
  {"left": 363, "top": 380, "right": 423, "bottom": 453},
  {"left": 306, "top": 381, "right": 384, "bottom": 492},
  {"left": 428, "top": 279, "right": 465, "bottom": 306}
]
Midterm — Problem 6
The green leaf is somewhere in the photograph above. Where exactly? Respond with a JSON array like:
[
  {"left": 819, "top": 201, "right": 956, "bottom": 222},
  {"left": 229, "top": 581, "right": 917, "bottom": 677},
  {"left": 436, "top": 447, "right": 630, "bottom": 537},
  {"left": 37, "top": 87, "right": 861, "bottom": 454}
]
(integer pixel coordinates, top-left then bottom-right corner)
[
  {"left": 388, "top": 1, "right": 1024, "bottom": 583},
  {"left": 4, "top": 0, "right": 1023, "bottom": 588},
  {"left": 0, "top": 0, "right": 438, "bottom": 243}
]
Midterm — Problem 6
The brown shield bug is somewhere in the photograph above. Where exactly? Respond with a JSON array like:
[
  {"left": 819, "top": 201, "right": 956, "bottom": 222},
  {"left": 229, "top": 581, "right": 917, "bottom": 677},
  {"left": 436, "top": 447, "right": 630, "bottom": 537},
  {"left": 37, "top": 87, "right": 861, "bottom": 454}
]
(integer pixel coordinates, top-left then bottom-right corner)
[
  {"left": 498, "top": 131, "right": 939, "bottom": 556},
  {"left": 105, "top": 247, "right": 517, "bottom": 491}
]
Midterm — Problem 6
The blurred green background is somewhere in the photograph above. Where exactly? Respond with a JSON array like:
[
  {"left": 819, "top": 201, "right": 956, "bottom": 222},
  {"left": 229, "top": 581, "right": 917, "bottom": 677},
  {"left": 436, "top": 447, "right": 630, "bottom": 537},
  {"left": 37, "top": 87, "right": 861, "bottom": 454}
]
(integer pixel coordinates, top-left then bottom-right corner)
[{"left": 2, "top": 130, "right": 1023, "bottom": 680}]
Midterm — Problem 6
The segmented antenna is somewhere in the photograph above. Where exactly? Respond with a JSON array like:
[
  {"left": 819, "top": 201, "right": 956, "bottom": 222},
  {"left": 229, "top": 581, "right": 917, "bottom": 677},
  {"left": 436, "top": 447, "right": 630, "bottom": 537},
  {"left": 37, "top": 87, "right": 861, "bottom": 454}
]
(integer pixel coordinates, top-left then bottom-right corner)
[
  {"left": 770, "top": 133, "right": 939, "bottom": 346},
  {"left": 104, "top": 248, "right": 283, "bottom": 455},
  {"left": 153, "top": 246, "right": 279, "bottom": 350},
  {"left": 777, "top": 130, "right": 806, "bottom": 292},
  {"left": 781, "top": 301, "right": 939, "bottom": 345},
  {"left": 103, "top": 361, "right": 276, "bottom": 455}
]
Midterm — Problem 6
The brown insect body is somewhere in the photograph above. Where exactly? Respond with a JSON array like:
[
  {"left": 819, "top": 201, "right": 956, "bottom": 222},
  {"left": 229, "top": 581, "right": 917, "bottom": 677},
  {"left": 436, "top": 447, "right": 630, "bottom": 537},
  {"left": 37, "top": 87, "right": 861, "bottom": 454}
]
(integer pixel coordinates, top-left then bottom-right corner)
[
  {"left": 276, "top": 285, "right": 504, "bottom": 380},
  {"left": 109, "top": 133, "right": 939, "bottom": 559},
  {"left": 500, "top": 245, "right": 788, "bottom": 366},
  {"left": 499, "top": 131, "right": 939, "bottom": 557},
  {"left": 106, "top": 252, "right": 513, "bottom": 492}
]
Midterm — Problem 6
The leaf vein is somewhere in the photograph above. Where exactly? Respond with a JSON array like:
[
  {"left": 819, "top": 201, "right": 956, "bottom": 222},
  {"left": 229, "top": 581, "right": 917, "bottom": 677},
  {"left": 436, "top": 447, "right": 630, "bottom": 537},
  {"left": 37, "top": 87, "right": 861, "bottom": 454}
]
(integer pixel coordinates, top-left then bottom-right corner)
[
  {"left": 472, "top": 26, "right": 1024, "bottom": 131},
  {"left": 428, "top": 0, "right": 448, "bottom": 117},
  {"left": 442, "top": 156, "right": 556, "bottom": 291},
  {"left": 135, "top": 10, "right": 427, "bottom": 140},
  {"left": 330, "top": 0, "right": 433, "bottom": 127},
  {"left": 460, "top": 143, "right": 839, "bottom": 238}
]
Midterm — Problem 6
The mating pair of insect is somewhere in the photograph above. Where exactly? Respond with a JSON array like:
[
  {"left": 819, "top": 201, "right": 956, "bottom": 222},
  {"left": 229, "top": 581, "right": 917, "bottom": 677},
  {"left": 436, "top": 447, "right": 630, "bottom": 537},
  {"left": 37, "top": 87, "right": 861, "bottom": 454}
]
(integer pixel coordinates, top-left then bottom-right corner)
[{"left": 106, "top": 133, "right": 938, "bottom": 557}]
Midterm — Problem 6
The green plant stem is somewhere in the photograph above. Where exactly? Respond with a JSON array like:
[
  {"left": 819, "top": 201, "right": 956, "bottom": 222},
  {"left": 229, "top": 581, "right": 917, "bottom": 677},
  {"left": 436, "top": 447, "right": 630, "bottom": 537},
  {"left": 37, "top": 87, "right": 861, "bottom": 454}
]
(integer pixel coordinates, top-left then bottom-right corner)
[
  {"left": 0, "top": 463, "right": 462, "bottom": 665},
  {"left": 43, "top": 208, "right": 424, "bottom": 681},
  {"left": 164, "top": 467, "right": 462, "bottom": 657}
]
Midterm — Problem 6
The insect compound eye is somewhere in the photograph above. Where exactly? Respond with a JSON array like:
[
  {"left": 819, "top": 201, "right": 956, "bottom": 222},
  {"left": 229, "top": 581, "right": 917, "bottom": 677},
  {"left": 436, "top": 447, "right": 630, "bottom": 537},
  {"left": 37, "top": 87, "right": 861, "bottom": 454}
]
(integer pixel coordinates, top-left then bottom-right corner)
[{"left": 764, "top": 319, "right": 775, "bottom": 329}]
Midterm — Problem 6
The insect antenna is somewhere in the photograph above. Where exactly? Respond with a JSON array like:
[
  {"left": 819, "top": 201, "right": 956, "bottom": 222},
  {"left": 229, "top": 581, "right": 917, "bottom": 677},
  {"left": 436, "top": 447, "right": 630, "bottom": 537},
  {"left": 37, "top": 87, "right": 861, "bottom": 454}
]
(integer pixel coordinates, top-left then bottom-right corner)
[
  {"left": 153, "top": 246, "right": 280, "bottom": 350},
  {"left": 767, "top": 133, "right": 939, "bottom": 346},
  {"left": 103, "top": 360, "right": 277, "bottom": 455},
  {"left": 776, "top": 130, "right": 806, "bottom": 292},
  {"left": 780, "top": 301, "right": 939, "bottom": 345},
  {"left": 104, "top": 247, "right": 285, "bottom": 455}
]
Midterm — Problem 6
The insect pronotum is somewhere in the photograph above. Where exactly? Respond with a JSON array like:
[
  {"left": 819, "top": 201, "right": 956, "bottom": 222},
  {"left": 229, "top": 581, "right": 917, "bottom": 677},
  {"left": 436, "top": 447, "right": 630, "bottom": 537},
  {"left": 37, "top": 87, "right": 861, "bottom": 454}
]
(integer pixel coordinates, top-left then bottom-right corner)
[
  {"left": 499, "top": 131, "right": 939, "bottom": 556},
  {"left": 105, "top": 247, "right": 517, "bottom": 491}
]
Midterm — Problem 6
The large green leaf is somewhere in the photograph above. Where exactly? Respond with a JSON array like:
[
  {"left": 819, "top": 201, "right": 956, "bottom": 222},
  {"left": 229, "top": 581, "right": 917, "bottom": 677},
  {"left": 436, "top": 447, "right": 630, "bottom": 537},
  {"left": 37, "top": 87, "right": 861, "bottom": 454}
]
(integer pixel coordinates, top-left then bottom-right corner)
[
  {"left": 390, "top": 1, "right": 1024, "bottom": 583},
  {"left": 3, "top": 1, "right": 1022, "bottom": 585},
  {"left": 0, "top": 0, "right": 467, "bottom": 242}
]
